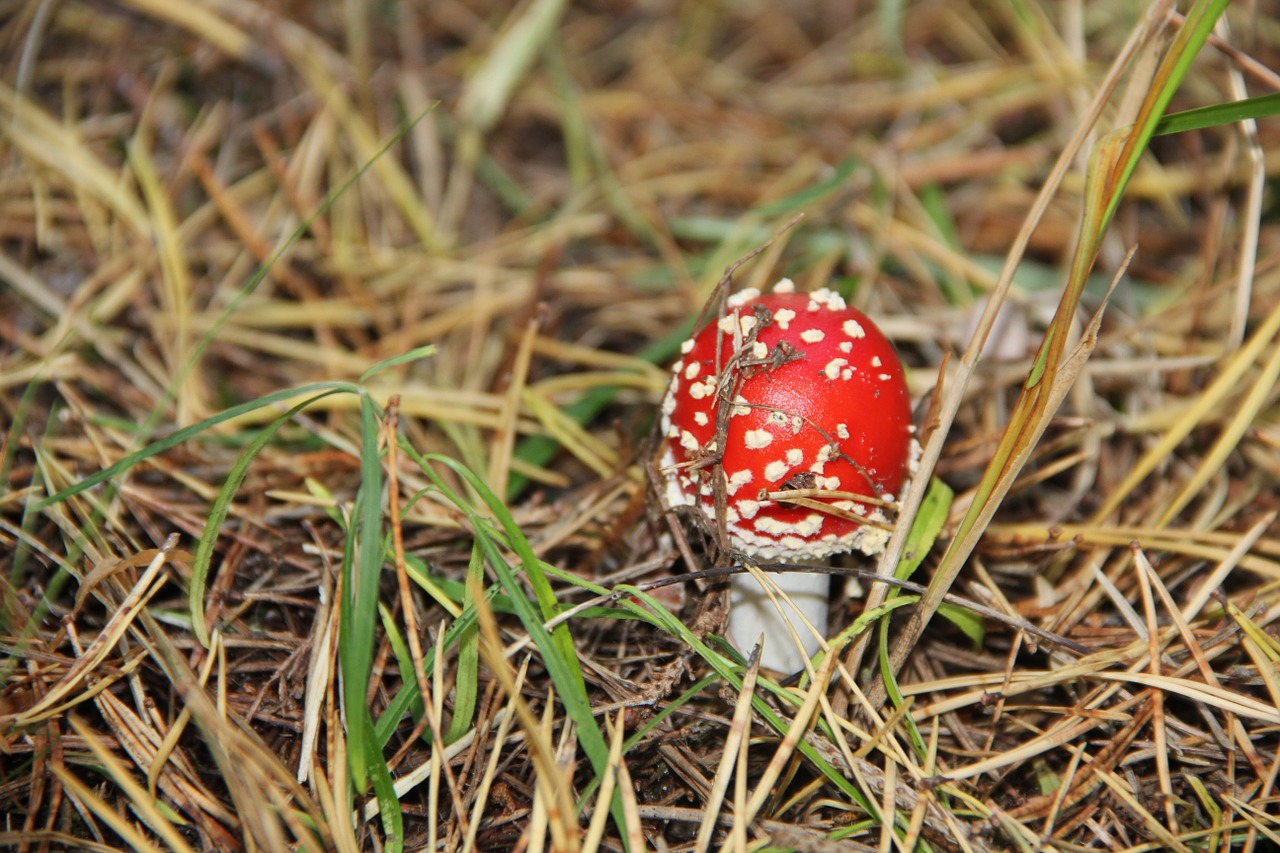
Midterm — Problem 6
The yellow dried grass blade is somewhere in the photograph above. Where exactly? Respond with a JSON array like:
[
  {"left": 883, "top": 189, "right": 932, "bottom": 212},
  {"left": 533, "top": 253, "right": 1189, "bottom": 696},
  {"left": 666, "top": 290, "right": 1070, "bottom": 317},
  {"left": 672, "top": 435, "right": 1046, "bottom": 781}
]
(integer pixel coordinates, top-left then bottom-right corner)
[
  {"left": 127, "top": 136, "right": 201, "bottom": 421},
  {"left": 51, "top": 762, "right": 168, "bottom": 853},
  {"left": 1095, "top": 769, "right": 1195, "bottom": 853},
  {"left": 742, "top": 636, "right": 843, "bottom": 825},
  {"left": 0, "top": 83, "right": 150, "bottom": 235},
  {"left": 695, "top": 645, "right": 762, "bottom": 853},
  {"left": 66, "top": 716, "right": 198, "bottom": 853},
  {"left": 15, "top": 542, "right": 175, "bottom": 724},
  {"left": 1093, "top": 295, "right": 1280, "bottom": 524},
  {"left": 116, "top": 0, "right": 255, "bottom": 63},
  {"left": 1159, "top": 336, "right": 1280, "bottom": 526},
  {"left": 489, "top": 312, "right": 540, "bottom": 494},
  {"left": 880, "top": 254, "right": 1120, "bottom": 690},
  {"left": 472, "top": 576, "right": 581, "bottom": 852},
  {"left": 582, "top": 712, "right": 625, "bottom": 853},
  {"left": 290, "top": 49, "right": 442, "bottom": 253}
]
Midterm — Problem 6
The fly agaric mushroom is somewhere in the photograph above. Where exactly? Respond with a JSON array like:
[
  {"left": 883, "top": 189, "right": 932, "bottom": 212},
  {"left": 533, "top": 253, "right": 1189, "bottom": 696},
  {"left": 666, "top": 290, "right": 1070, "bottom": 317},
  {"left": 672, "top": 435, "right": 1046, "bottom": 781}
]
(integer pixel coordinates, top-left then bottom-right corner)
[{"left": 659, "top": 279, "right": 914, "bottom": 673}]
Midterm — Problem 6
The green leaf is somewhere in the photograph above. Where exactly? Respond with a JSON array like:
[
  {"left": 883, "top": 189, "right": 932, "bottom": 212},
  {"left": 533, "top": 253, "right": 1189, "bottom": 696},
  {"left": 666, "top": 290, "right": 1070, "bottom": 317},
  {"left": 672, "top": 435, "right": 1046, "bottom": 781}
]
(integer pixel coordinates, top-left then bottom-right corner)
[
  {"left": 893, "top": 477, "right": 953, "bottom": 583},
  {"left": 937, "top": 602, "right": 985, "bottom": 646}
]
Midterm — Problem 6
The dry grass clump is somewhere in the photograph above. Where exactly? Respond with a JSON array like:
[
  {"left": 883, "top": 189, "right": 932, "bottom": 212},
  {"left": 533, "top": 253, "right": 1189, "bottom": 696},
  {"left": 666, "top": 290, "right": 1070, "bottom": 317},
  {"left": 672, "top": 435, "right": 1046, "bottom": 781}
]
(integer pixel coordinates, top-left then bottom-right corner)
[{"left": 3, "top": 0, "right": 1280, "bottom": 850}]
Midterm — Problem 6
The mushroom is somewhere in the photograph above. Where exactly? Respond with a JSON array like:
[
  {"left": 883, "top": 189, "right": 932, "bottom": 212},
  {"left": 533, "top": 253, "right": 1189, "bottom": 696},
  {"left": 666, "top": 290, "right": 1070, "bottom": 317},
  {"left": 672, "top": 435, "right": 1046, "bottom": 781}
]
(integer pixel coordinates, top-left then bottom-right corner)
[{"left": 659, "top": 279, "right": 914, "bottom": 673}]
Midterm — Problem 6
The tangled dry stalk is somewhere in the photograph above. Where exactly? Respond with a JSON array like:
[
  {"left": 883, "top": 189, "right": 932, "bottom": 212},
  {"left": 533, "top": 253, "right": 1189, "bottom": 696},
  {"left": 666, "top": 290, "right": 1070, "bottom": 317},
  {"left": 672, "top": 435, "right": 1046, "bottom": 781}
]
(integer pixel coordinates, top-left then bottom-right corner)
[{"left": 4, "top": 0, "right": 1280, "bottom": 850}]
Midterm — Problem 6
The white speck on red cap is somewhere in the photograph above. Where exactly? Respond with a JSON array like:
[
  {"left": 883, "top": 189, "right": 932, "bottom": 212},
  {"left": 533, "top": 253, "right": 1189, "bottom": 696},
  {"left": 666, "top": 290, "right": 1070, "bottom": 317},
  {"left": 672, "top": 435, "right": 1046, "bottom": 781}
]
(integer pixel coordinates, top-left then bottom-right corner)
[
  {"left": 774, "top": 308, "right": 796, "bottom": 330},
  {"left": 807, "top": 288, "right": 847, "bottom": 312},
  {"left": 800, "top": 329, "right": 825, "bottom": 344},
  {"left": 764, "top": 460, "right": 789, "bottom": 482},
  {"left": 688, "top": 378, "right": 715, "bottom": 400},
  {"left": 726, "top": 469, "right": 754, "bottom": 494},
  {"left": 743, "top": 429, "right": 773, "bottom": 449}
]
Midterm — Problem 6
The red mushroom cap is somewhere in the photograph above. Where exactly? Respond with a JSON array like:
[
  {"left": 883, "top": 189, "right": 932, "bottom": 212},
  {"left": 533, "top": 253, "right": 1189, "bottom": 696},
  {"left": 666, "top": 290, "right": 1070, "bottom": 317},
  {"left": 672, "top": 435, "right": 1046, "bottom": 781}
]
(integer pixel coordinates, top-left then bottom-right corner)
[{"left": 660, "top": 281, "right": 915, "bottom": 560}]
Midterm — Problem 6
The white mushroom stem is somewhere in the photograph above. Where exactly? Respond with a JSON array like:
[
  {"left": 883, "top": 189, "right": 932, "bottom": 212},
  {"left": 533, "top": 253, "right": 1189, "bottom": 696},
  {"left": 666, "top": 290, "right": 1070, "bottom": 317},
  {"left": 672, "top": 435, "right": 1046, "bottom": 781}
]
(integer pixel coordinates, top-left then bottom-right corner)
[{"left": 729, "top": 569, "right": 828, "bottom": 674}]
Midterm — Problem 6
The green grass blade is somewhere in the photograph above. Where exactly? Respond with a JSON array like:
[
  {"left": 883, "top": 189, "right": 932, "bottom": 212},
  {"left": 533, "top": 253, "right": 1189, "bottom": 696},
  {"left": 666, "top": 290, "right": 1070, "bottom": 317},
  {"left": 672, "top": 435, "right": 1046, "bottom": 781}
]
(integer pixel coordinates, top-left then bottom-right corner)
[
  {"left": 364, "top": 721, "right": 404, "bottom": 853},
  {"left": 340, "top": 394, "right": 388, "bottom": 791},
  {"left": 936, "top": 602, "right": 985, "bottom": 645},
  {"left": 358, "top": 344, "right": 437, "bottom": 385},
  {"left": 373, "top": 593, "right": 484, "bottom": 747},
  {"left": 36, "top": 382, "right": 356, "bottom": 511},
  {"left": 752, "top": 157, "right": 865, "bottom": 218},
  {"left": 398, "top": 448, "right": 629, "bottom": 840},
  {"left": 378, "top": 601, "right": 412, "bottom": 683},
  {"left": 878, "top": 614, "right": 926, "bottom": 760},
  {"left": 1153, "top": 91, "right": 1280, "bottom": 136},
  {"left": 1100, "top": 0, "right": 1232, "bottom": 227},
  {"left": 444, "top": 542, "right": 483, "bottom": 744},
  {"left": 412, "top": 453, "right": 579, "bottom": 669},
  {"left": 190, "top": 388, "right": 349, "bottom": 647},
  {"left": 574, "top": 672, "right": 719, "bottom": 807}
]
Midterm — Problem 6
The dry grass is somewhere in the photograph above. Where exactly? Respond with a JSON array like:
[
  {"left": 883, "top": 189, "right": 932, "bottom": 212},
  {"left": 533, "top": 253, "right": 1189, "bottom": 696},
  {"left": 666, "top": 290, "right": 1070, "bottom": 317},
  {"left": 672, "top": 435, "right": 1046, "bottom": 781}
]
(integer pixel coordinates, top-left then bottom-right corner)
[{"left": 4, "top": 0, "right": 1280, "bottom": 850}]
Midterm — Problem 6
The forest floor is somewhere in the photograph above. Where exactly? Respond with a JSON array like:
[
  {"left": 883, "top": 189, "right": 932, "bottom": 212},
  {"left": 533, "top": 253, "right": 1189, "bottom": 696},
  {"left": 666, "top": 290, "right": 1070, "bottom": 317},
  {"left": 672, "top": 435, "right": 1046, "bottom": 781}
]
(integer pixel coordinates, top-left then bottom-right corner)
[{"left": 4, "top": 1, "right": 1280, "bottom": 850}]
